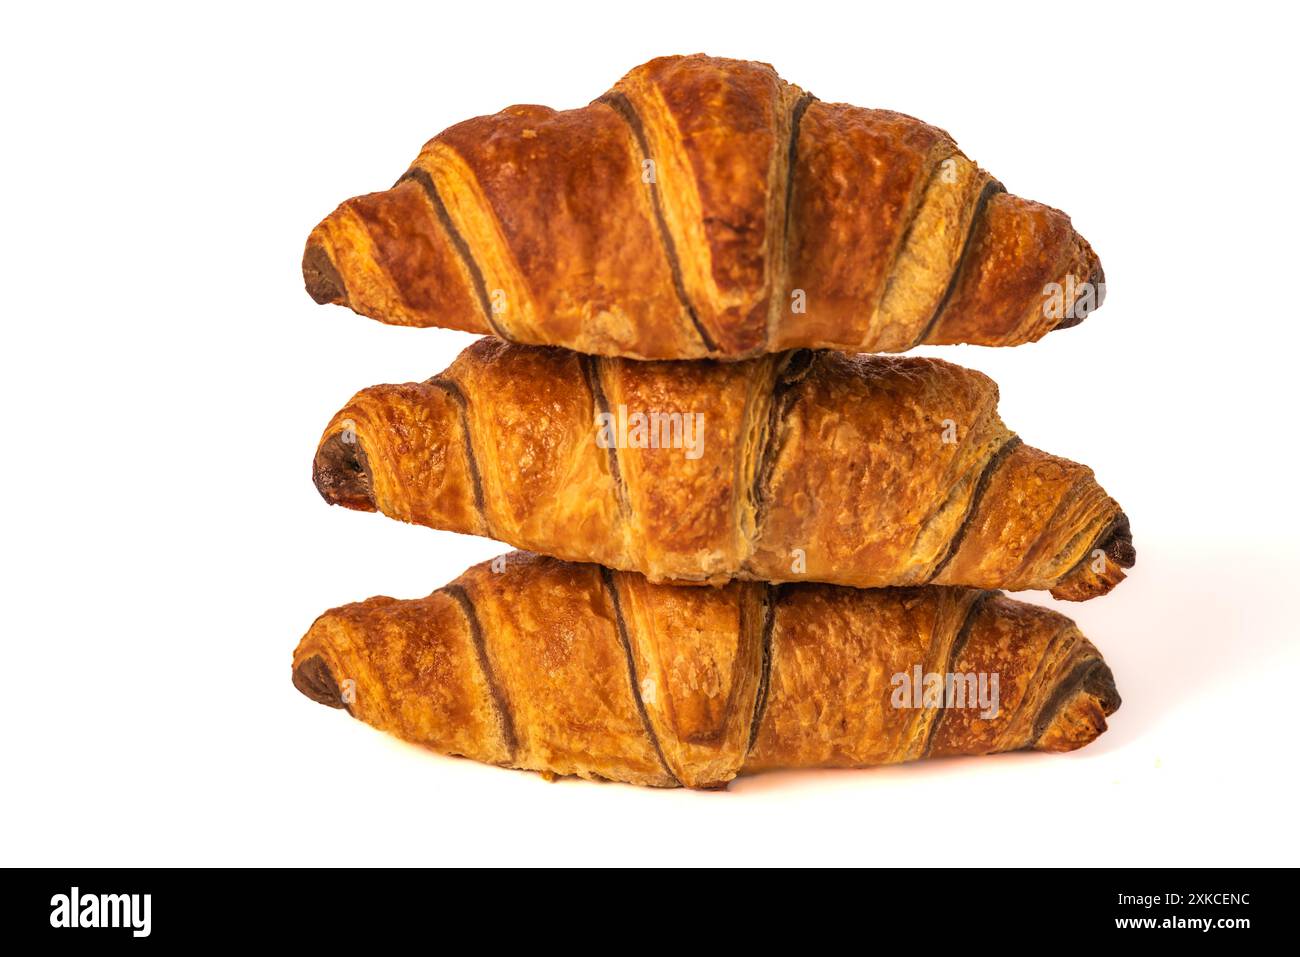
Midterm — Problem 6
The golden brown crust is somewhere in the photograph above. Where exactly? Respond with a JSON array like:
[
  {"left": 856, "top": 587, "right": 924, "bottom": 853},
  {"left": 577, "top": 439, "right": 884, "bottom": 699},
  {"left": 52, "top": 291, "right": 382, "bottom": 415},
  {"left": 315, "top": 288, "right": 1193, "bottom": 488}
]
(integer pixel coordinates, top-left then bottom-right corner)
[
  {"left": 303, "top": 54, "right": 1103, "bottom": 359},
  {"left": 778, "top": 103, "right": 970, "bottom": 352},
  {"left": 312, "top": 340, "right": 1134, "bottom": 599},
  {"left": 293, "top": 591, "right": 513, "bottom": 767},
  {"left": 926, "top": 193, "right": 1103, "bottom": 346},
  {"left": 292, "top": 553, "right": 1120, "bottom": 788}
]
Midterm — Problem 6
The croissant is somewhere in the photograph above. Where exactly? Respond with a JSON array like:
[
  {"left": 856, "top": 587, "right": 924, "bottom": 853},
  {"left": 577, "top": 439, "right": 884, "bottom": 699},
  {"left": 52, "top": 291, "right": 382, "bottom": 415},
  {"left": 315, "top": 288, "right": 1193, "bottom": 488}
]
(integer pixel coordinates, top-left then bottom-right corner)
[
  {"left": 302, "top": 54, "right": 1103, "bottom": 360},
  {"left": 292, "top": 552, "right": 1120, "bottom": 788},
  {"left": 313, "top": 339, "right": 1133, "bottom": 600}
]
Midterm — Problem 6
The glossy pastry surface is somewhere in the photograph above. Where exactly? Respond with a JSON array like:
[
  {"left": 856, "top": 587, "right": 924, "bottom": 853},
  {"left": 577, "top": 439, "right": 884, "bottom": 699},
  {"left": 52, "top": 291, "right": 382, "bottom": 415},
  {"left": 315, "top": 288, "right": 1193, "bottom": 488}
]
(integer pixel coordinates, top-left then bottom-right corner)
[
  {"left": 303, "top": 54, "right": 1104, "bottom": 359},
  {"left": 293, "top": 553, "right": 1121, "bottom": 788},
  {"left": 313, "top": 340, "right": 1134, "bottom": 600}
]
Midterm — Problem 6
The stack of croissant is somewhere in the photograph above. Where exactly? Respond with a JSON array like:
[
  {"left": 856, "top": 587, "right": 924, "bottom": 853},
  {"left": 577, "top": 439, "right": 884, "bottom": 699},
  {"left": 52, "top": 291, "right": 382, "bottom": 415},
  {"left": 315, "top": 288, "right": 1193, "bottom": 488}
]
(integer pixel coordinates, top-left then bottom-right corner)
[{"left": 293, "top": 55, "right": 1131, "bottom": 789}]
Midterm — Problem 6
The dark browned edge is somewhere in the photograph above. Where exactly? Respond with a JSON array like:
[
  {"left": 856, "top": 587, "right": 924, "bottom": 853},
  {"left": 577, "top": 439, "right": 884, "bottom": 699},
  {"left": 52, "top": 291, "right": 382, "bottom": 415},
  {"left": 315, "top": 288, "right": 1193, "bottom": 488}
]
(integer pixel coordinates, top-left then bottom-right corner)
[
  {"left": 1028, "top": 657, "right": 1122, "bottom": 747},
  {"left": 926, "top": 436, "right": 1024, "bottom": 582},
  {"left": 443, "top": 583, "right": 519, "bottom": 761},
  {"left": 909, "top": 177, "right": 1007, "bottom": 348},
  {"left": 782, "top": 93, "right": 816, "bottom": 237},
  {"left": 313, "top": 431, "right": 376, "bottom": 510},
  {"left": 293, "top": 654, "right": 349, "bottom": 712},
  {"left": 772, "top": 92, "right": 817, "bottom": 349},
  {"left": 424, "top": 377, "right": 492, "bottom": 537},
  {"left": 1057, "top": 512, "right": 1137, "bottom": 590},
  {"left": 1053, "top": 261, "right": 1106, "bottom": 331},
  {"left": 598, "top": 566, "right": 680, "bottom": 786},
  {"left": 745, "top": 583, "right": 781, "bottom": 755},
  {"left": 579, "top": 354, "right": 631, "bottom": 520},
  {"left": 749, "top": 350, "right": 815, "bottom": 536},
  {"left": 303, "top": 243, "right": 347, "bottom": 305},
  {"left": 921, "top": 589, "right": 998, "bottom": 757},
  {"left": 398, "top": 166, "right": 510, "bottom": 340},
  {"left": 596, "top": 90, "right": 718, "bottom": 354},
  {"left": 1099, "top": 512, "right": 1136, "bottom": 567}
]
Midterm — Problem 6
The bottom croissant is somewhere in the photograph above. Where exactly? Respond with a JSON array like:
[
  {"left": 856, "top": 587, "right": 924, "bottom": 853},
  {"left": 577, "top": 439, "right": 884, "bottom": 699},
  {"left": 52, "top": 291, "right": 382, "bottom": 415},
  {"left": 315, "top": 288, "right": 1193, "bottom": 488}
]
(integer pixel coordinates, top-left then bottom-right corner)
[{"left": 293, "top": 552, "right": 1120, "bottom": 788}]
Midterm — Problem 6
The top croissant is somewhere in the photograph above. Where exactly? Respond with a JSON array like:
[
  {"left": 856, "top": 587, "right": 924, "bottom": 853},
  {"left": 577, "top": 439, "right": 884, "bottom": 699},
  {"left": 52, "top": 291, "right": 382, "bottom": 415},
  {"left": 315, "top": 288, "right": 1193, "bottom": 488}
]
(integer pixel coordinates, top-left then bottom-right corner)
[{"left": 303, "top": 54, "right": 1103, "bottom": 360}]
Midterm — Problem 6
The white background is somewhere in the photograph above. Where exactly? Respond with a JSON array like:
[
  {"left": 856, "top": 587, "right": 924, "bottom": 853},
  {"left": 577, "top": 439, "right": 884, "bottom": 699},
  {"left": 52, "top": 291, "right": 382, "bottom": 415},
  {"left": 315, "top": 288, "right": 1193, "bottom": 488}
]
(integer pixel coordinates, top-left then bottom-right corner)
[{"left": 3, "top": 1, "right": 1297, "bottom": 867}]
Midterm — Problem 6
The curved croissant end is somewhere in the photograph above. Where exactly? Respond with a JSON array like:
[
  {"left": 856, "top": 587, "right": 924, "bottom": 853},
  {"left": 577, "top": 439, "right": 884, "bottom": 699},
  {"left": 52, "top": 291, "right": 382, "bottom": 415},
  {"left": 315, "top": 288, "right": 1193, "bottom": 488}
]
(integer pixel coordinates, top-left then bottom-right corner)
[
  {"left": 312, "top": 426, "right": 377, "bottom": 512},
  {"left": 1032, "top": 659, "right": 1122, "bottom": 753},
  {"left": 1049, "top": 513, "right": 1136, "bottom": 601},
  {"left": 302, "top": 54, "right": 1105, "bottom": 359},
  {"left": 292, "top": 654, "right": 347, "bottom": 710},
  {"left": 302, "top": 242, "right": 347, "bottom": 307}
]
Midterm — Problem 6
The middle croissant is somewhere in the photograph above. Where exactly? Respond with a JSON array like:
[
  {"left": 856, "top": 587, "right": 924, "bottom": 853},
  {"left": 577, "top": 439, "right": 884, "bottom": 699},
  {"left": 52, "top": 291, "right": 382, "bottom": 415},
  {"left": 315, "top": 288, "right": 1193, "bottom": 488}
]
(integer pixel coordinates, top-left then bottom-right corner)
[{"left": 313, "top": 339, "right": 1134, "bottom": 600}]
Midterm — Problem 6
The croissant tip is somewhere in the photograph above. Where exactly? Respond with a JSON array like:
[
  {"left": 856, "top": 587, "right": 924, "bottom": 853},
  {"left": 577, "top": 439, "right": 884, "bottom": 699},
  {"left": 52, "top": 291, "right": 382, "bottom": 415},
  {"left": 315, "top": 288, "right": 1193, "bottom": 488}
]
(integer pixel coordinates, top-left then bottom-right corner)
[
  {"left": 1101, "top": 512, "right": 1136, "bottom": 569},
  {"left": 1049, "top": 511, "right": 1135, "bottom": 601},
  {"left": 1050, "top": 261, "right": 1105, "bottom": 332},
  {"left": 1032, "top": 659, "right": 1121, "bottom": 752},
  {"left": 1084, "top": 660, "right": 1122, "bottom": 718},
  {"left": 303, "top": 242, "right": 347, "bottom": 306},
  {"left": 292, "top": 654, "right": 347, "bottom": 710},
  {"left": 313, "top": 429, "right": 378, "bottom": 512}
]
